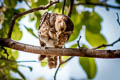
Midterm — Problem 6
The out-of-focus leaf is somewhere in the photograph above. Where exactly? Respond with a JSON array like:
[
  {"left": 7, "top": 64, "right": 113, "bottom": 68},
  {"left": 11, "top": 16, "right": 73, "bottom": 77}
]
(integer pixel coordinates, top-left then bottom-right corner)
[
  {"left": 80, "top": 11, "right": 102, "bottom": 33},
  {"left": 85, "top": 29, "right": 107, "bottom": 47},
  {"left": 81, "top": 44, "right": 88, "bottom": 48},
  {"left": 77, "top": 0, "right": 99, "bottom": 8},
  {"left": 28, "top": 66, "right": 33, "bottom": 72},
  {"left": 0, "top": 8, "right": 22, "bottom": 39},
  {"left": 30, "top": 0, "right": 48, "bottom": 8},
  {"left": 41, "top": 59, "right": 47, "bottom": 67},
  {"left": 24, "top": 25, "right": 38, "bottom": 38},
  {"left": 4, "top": 0, "right": 17, "bottom": 8},
  {"left": 36, "top": 0, "right": 48, "bottom": 6},
  {"left": 18, "top": 8, "right": 26, "bottom": 13},
  {"left": 10, "top": 67, "right": 26, "bottom": 80},
  {"left": 79, "top": 57, "right": 97, "bottom": 79},
  {"left": 29, "top": 13, "right": 35, "bottom": 22},
  {"left": 35, "top": 12, "right": 41, "bottom": 29},
  {"left": 60, "top": 56, "right": 71, "bottom": 68},
  {"left": 70, "top": 43, "right": 78, "bottom": 48},
  {"left": 116, "top": 0, "right": 120, "bottom": 4},
  {"left": 12, "top": 23, "right": 23, "bottom": 40},
  {"left": 68, "top": 7, "right": 82, "bottom": 42}
]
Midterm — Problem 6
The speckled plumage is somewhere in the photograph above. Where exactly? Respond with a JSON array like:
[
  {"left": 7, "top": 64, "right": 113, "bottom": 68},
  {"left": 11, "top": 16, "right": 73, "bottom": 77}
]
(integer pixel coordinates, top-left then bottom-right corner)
[{"left": 38, "top": 12, "right": 74, "bottom": 68}]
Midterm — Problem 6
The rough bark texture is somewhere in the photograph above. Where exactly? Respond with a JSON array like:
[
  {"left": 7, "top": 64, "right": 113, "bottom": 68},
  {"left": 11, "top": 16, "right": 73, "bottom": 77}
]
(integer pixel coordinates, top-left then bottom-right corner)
[{"left": 0, "top": 38, "right": 120, "bottom": 58}]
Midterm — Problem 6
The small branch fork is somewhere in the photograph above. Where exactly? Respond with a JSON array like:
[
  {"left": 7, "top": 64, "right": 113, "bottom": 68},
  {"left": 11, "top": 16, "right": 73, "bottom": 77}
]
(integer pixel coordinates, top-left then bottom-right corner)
[
  {"left": 94, "top": 38, "right": 120, "bottom": 49},
  {"left": 54, "top": 56, "right": 74, "bottom": 80},
  {"left": 7, "top": 0, "right": 59, "bottom": 38},
  {"left": 116, "top": 13, "right": 120, "bottom": 26}
]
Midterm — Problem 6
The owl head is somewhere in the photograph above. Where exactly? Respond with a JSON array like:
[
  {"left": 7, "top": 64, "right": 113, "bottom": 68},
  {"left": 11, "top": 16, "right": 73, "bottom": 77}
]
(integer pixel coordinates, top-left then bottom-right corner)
[
  {"left": 55, "top": 15, "right": 67, "bottom": 36},
  {"left": 54, "top": 14, "right": 74, "bottom": 38}
]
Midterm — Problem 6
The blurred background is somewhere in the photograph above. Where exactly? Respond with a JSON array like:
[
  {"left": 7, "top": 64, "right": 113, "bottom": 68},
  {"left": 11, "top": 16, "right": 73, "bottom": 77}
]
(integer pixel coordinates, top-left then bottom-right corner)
[{"left": 0, "top": 0, "right": 120, "bottom": 80}]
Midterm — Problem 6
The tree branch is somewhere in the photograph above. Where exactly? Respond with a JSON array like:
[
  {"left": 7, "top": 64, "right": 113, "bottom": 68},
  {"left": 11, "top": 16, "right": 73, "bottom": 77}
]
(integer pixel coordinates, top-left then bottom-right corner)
[
  {"left": 68, "top": 0, "right": 74, "bottom": 17},
  {"left": 0, "top": 38, "right": 120, "bottom": 58},
  {"left": 93, "top": 38, "right": 120, "bottom": 49},
  {"left": 116, "top": 13, "right": 120, "bottom": 26},
  {"left": 54, "top": 56, "right": 74, "bottom": 80},
  {"left": 75, "top": 2, "right": 120, "bottom": 9},
  {"left": 62, "top": 0, "right": 66, "bottom": 15},
  {"left": 7, "top": 0, "right": 59, "bottom": 38}
]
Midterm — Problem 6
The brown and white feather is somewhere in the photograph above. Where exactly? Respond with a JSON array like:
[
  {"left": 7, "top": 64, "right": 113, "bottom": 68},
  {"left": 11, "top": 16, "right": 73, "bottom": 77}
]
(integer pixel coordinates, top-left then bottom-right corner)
[{"left": 38, "top": 12, "right": 74, "bottom": 68}]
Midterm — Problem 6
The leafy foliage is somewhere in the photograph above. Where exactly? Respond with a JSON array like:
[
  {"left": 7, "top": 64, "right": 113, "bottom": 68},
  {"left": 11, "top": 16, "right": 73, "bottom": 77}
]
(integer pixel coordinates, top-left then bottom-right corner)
[{"left": 79, "top": 57, "right": 97, "bottom": 79}]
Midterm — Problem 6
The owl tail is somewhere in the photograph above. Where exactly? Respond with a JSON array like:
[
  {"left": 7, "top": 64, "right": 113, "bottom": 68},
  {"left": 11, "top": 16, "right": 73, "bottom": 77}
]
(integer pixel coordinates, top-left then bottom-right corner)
[{"left": 47, "top": 56, "right": 57, "bottom": 69}]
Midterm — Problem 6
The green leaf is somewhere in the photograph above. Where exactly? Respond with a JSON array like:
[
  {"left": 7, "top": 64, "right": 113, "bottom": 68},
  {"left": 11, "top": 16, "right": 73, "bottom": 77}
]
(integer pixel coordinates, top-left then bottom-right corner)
[
  {"left": 4, "top": 0, "right": 17, "bottom": 8},
  {"left": 30, "top": 0, "right": 48, "bottom": 8},
  {"left": 10, "top": 67, "right": 26, "bottom": 80},
  {"left": 60, "top": 56, "right": 71, "bottom": 68},
  {"left": 85, "top": 29, "right": 107, "bottom": 47},
  {"left": 79, "top": 57, "right": 97, "bottom": 79},
  {"left": 28, "top": 66, "right": 33, "bottom": 72},
  {"left": 68, "top": 7, "right": 82, "bottom": 42},
  {"left": 80, "top": 11, "right": 102, "bottom": 33},
  {"left": 82, "top": 44, "right": 88, "bottom": 48},
  {"left": 70, "top": 43, "right": 78, "bottom": 48},
  {"left": 18, "top": 8, "right": 26, "bottom": 13},
  {"left": 77, "top": 0, "right": 99, "bottom": 8},
  {"left": 41, "top": 59, "right": 47, "bottom": 67},
  {"left": 24, "top": 25, "right": 38, "bottom": 38},
  {"left": 12, "top": 23, "right": 23, "bottom": 40},
  {"left": 34, "top": 12, "right": 41, "bottom": 29}
]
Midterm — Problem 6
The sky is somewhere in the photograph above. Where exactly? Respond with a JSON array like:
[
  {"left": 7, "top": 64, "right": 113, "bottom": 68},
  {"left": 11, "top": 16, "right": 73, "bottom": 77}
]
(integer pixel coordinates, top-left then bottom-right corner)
[{"left": 11, "top": 1, "right": 120, "bottom": 80}]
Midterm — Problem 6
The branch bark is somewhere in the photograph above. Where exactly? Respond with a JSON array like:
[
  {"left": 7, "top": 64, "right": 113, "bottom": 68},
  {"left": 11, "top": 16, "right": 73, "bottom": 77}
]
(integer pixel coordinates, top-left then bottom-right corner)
[{"left": 0, "top": 38, "right": 120, "bottom": 58}]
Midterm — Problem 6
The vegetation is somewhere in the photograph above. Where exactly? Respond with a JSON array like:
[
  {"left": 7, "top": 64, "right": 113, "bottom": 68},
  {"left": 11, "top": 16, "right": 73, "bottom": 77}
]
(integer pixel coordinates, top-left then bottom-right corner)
[{"left": 0, "top": 0, "right": 120, "bottom": 80}]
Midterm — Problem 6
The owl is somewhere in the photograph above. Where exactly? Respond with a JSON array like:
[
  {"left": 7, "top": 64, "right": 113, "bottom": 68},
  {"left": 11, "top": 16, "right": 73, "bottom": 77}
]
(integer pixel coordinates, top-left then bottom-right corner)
[{"left": 38, "top": 12, "right": 74, "bottom": 69}]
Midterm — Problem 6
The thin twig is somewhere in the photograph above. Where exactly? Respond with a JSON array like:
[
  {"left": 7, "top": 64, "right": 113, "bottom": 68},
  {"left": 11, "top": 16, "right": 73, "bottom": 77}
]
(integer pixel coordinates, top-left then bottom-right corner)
[
  {"left": 0, "top": 58, "right": 37, "bottom": 63},
  {"left": 75, "top": 2, "right": 120, "bottom": 9},
  {"left": 54, "top": 56, "right": 74, "bottom": 80},
  {"left": 62, "top": 0, "right": 66, "bottom": 15},
  {"left": 7, "top": 0, "right": 59, "bottom": 38},
  {"left": 68, "top": 0, "right": 74, "bottom": 17},
  {"left": 77, "top": 36, "right": 82, "bottom": 48},
  {"left": 116, "top": 13, "right": 120, "bottom": 26},
  {"left": 93, "top": 38, "right": 120, "bottom": 49},
  {"left": 24, "top": 0, "right": 31, "bottom": 8}
]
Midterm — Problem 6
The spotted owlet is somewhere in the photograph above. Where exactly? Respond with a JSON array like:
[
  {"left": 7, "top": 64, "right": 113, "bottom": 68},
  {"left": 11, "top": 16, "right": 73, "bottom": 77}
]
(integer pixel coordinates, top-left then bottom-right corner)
[{"left": 38, "top": 12, "right": 74, "bottom": 69}]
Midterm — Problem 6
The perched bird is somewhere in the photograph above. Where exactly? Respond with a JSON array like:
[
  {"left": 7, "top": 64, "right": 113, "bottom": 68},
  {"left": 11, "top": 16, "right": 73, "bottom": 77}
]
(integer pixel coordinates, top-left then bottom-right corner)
[{"left": 38, "top": 12, "right": 74, "bottom": 68}]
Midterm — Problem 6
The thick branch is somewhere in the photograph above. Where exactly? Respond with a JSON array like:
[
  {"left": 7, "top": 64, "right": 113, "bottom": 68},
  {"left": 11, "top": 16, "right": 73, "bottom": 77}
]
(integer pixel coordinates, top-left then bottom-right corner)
[
  {"left": 75, "top": 2, "right": 120, "bottom": 9},
  {"left": 0, "top": 38, "right": 120, "bottom": 58},
  {"left": 7, "top": 0, "right": 59, "bottom": 38}
]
